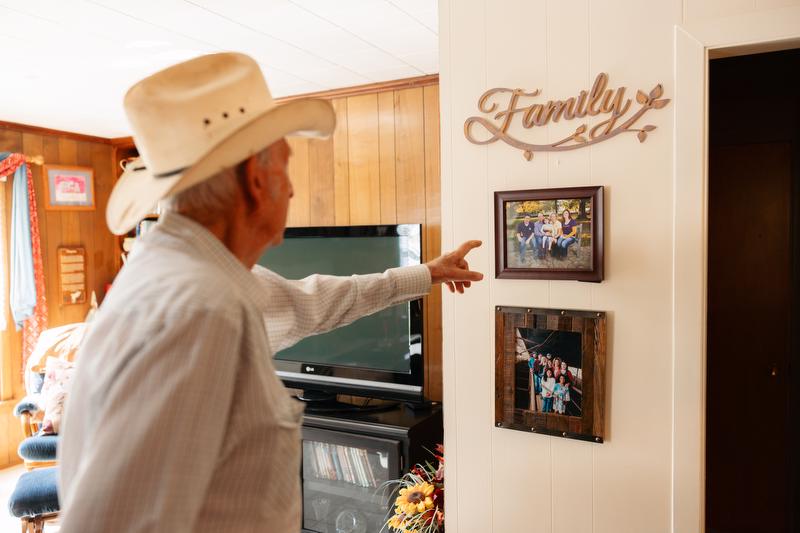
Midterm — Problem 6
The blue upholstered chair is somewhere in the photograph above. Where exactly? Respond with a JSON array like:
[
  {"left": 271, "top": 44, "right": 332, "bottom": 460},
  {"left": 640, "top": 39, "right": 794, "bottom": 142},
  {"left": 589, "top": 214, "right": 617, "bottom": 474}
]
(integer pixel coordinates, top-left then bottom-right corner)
[
  {"left": 7, "top": 466, "right": 59, "bottom": 532},
  {"left": 8, "top": 321, "right": 90, "bottom": 529}
]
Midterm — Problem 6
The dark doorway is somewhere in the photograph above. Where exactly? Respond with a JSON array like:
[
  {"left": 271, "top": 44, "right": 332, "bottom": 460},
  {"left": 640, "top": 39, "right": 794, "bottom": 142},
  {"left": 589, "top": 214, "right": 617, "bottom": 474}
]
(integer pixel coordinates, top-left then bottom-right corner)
[{"left": 707, "top": 49, "right": 800, "bottom": 533}]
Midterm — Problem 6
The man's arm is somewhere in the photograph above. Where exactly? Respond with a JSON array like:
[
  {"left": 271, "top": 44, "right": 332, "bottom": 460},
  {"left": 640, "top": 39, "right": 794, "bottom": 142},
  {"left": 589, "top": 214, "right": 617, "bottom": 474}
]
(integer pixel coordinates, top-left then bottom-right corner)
[
  {"left": 59, "top": 309, "right": 241, "bottom": 533},
  {"left": 254, "top": 240, "right": 483, "bottom": 353},
  {"left": 253, "top": 264, "right": 430, "bottom": 353}
]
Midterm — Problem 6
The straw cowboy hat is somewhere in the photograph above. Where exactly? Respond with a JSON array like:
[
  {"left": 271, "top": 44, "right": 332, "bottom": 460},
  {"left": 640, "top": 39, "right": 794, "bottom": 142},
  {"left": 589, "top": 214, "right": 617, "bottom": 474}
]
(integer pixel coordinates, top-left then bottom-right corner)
[{"left": 106, "top": 52, "right": 336, "bottom": 235}]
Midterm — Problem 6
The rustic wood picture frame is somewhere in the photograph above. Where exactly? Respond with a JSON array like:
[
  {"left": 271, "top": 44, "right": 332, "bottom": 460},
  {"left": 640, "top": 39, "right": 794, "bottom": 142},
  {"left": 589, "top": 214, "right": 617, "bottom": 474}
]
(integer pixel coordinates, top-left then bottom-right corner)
[
  {"left": 495, "top": 306, "right": 607, "bottom": 443},
  {"left": 494, "top": 186, "right": 604, "bottom": 282}
]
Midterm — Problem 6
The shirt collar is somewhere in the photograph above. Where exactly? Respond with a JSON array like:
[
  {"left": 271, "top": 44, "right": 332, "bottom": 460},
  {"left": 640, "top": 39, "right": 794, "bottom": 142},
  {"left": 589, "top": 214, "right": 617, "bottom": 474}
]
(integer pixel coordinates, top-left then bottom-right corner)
[{"left": 146, "top": 210, "right": 267, "bottom": 310}]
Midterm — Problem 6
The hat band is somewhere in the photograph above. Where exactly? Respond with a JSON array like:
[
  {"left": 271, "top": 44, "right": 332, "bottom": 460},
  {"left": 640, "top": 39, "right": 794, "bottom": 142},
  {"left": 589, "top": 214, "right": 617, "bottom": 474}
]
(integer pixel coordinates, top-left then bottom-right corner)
[{"left": 154, "top": 166, "right": 188, "bottom": 179}]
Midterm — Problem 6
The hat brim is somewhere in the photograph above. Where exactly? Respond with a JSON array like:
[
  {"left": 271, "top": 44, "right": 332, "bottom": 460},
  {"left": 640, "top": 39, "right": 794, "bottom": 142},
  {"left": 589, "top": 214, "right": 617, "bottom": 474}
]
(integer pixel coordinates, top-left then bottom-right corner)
[{"left": 106, "top": 97, "right": 335, "bottom": 235}]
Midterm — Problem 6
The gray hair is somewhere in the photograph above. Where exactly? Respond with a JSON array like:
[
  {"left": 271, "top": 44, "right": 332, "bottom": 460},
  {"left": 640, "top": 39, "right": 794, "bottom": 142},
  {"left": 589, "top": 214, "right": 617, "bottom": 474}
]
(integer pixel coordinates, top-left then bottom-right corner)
[{"left": 161, "top": 147, "right": 276, "bottom": 223}]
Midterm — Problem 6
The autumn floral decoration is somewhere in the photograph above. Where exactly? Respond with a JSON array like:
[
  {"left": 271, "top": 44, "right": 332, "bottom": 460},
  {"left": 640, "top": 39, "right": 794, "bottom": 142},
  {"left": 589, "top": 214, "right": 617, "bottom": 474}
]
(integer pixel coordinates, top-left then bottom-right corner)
[{"left": 384, "top": 444, "right": 445, "bottom": 533}]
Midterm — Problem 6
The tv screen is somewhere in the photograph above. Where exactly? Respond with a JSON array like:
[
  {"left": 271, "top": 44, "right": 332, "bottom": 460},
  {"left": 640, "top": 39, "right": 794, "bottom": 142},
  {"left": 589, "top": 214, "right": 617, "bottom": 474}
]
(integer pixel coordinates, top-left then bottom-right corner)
[{"left": 257, "top": 224, "right": 424, "bottom": 402}]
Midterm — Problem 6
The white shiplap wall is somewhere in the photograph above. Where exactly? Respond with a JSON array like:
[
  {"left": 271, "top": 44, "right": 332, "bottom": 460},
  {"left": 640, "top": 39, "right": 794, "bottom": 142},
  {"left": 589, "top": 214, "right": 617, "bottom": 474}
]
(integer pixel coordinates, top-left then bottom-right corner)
[{"left": 439, "top": 1, "right": 800, "bottom": 532}]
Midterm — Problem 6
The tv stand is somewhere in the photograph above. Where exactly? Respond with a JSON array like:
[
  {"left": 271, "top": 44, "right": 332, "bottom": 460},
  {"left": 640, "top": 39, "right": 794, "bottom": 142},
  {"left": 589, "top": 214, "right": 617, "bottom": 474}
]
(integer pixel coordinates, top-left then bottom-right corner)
[
  {"left": 295, "top": 390, "right": 400, "bottom": 414},
  {"left": 403, "top": 399, "right": 437, "bottom": 411},
  {"left": 300, "top": 403, "right": 442, "bottom": 533}
]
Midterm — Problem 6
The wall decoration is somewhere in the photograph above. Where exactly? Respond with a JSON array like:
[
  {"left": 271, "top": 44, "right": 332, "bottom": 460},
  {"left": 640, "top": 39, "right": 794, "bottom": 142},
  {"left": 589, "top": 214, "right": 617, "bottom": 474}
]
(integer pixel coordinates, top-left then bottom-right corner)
[
  {"left": 57, "top": 247, "right": 86, "bottom": 305},
  {"left": 494, "top": 186, "right": 603, "bottom": 282},
  {"left": 43, "top": 165, "right": 95, "bottom": 210},
  {"left": 495, "top": 306, "right": 607, "bottom": 443},
  {"left": 464, "top": 73, "right": 670, "bottom": 160}
]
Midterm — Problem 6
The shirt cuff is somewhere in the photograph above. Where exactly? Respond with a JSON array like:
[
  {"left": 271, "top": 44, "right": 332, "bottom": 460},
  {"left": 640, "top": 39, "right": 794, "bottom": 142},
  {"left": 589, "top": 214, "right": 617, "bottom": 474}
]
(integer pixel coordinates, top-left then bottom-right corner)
[{"left": 388, "top": 264, "right": 432, "bottom": 299}]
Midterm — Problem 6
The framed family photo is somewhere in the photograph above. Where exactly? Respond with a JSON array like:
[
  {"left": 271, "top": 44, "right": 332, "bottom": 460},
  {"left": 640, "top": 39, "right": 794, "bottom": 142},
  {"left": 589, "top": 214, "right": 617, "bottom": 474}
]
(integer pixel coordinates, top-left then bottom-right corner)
[
  {"left": 495, "top": 306, "right": 607, "bottom": 443},
  {"left": 43, "top": 165, "right": 95, "bottom": 211},
  {"left": 494, "top": 186, "right": 603, "bottom": 282}
]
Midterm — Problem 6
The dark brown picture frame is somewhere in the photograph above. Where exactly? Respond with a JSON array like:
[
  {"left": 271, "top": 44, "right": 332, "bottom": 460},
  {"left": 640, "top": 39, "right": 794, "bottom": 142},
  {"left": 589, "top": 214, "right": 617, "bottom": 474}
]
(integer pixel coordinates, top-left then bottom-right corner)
[
  {"left": 495, "top": 306, "right": 607, "bottom": 443},
  {"left": 494, "top": 186, "right": 604, "bottom": 282}
]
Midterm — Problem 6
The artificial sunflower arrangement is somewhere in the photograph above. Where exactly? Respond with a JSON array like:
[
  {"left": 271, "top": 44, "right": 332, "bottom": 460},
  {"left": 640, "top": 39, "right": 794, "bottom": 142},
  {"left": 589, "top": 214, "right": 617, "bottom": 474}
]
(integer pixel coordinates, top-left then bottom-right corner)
[{"left": 384, "top": 444, "right": 444, "bottom": 533}]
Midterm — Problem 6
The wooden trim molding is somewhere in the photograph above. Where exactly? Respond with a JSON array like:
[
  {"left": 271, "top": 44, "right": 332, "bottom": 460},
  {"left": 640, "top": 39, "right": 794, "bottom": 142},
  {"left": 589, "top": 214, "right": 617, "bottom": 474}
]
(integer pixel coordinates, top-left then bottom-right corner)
[
  {"left": 709, "top": 37, "right": 800, "bottom": 59},
  {"left": 110, "top": 137, "right": 137, "bottom": 148},
  {"left": 0, "top": 120, "right": 111, "bottom": 145},
  {"left": 276, "top": 74, "right": 439, "bottom": 103}
]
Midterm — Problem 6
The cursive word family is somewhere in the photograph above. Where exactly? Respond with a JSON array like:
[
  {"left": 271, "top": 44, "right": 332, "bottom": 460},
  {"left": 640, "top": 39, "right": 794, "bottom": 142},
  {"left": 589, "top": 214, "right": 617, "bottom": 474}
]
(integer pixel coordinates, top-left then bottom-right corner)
[{"left": 463, "top": 73, "right": 670, "bottom": 160}]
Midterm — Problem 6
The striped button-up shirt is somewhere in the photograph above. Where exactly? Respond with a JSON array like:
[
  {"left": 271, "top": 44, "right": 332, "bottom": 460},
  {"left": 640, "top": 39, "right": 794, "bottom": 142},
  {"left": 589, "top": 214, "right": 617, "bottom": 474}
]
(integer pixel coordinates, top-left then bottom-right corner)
[{"left": 59, "top": 211, "right": 431, "bottom": 533}]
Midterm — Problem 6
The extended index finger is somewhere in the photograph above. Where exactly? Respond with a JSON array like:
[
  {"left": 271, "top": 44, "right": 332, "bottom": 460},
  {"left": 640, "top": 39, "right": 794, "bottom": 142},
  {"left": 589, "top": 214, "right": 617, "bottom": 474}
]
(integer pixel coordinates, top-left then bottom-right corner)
[{"left": 454, "top": 240, "right": 482, "bottom": 258}]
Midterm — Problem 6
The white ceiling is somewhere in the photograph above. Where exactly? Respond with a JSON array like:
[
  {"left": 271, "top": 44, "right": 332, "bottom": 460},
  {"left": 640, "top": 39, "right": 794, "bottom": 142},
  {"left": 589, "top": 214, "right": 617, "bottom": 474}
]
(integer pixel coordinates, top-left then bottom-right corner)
[{"left": 0, "top": 0, "right": 438, "bottom": 138}]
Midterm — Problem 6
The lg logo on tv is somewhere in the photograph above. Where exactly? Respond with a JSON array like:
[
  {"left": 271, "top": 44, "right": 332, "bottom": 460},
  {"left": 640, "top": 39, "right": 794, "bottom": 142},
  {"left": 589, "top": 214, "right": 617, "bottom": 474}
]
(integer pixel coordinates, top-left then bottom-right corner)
[{"left": 305, "top": 366, "right": 315, "bottom": 373}]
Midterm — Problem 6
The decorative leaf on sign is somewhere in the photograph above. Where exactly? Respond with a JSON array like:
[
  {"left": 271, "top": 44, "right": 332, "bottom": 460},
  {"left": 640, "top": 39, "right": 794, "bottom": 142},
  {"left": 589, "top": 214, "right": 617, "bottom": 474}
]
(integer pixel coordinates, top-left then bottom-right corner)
[
  {"left": 642, "top": 125, "right": 656, "bottom": 132},
  {"left": 637, "top": 131, "right": 647, "bottom": 143},
  {"left": 649, "top": 84, "right": 664, "bottom": 99},
  {"left": 574, "top": 124, "right": 587, "bottom": 135},
  {"left": 636, "top": 90, "right": 648, "bottom": 105},
  {"left": 652, "top": 98, "right": 670, "bottom": 109},
  {"left": 523, "top": 150, "right": 533, "bottom": 161},
  {"left": 574, "top": 135, "right": 587, "bottom": 144}
]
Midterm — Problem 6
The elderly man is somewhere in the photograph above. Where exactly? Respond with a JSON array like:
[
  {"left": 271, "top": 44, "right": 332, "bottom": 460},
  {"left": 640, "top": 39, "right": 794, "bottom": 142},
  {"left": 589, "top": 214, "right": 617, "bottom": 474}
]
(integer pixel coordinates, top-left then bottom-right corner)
[{"left": 59, "top": 53, "right": 482, "bottom": 533}]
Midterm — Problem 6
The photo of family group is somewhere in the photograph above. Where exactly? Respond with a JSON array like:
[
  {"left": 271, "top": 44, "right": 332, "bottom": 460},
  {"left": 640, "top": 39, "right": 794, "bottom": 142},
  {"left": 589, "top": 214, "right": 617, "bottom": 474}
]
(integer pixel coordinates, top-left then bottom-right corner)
[
  {"left": 495, "top": 187, "right": 603, "bottom": 281},
  {"left": 505, "top": 197, "right": 592, "bottom": 270},
  {"left": 514, "top": 327, "right": 582, "bottom": 417}
]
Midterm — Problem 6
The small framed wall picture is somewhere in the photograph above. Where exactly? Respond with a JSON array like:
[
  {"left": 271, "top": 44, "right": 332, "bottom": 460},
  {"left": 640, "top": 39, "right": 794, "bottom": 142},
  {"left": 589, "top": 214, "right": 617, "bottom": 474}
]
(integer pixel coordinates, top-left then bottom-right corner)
[
  {"left": 494, "top": 186, "right": 604, "bottom": 282},
  {"left": 495, "top": 306, "right": 607, "bottom": 443},
  {"left": 43, "top": 165, "right": 95, "bottom": 210}
]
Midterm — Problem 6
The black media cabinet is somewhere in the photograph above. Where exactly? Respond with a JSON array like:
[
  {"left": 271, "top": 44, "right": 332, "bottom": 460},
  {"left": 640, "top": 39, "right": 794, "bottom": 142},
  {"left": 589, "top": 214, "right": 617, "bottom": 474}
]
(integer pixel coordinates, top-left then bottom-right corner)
[{"left": 300, "top": 403, "right": 443, "bottom": 533}]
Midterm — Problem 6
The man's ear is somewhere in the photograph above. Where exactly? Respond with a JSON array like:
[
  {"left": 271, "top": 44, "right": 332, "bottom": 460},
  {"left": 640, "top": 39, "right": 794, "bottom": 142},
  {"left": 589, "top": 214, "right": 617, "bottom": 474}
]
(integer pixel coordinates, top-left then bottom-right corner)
[{"left": 239, "top": 155, "right": 264, "bottom": 210}]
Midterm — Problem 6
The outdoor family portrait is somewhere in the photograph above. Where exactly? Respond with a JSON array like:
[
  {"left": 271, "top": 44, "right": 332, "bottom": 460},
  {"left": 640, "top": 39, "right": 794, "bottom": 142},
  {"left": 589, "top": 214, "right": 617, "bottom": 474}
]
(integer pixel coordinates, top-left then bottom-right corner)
[
  {"left": 514, "top": 327, "right": 583, "bottom": 417},
  {"left": 505, "top": 197, "right": 593, "bottom": 270}
]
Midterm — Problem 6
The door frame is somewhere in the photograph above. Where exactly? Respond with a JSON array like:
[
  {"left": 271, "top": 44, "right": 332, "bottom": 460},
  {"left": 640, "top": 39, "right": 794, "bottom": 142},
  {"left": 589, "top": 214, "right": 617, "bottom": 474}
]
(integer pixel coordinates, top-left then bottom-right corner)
[{"left": 672, "top": 9, "right": 800, "bottom": 533}]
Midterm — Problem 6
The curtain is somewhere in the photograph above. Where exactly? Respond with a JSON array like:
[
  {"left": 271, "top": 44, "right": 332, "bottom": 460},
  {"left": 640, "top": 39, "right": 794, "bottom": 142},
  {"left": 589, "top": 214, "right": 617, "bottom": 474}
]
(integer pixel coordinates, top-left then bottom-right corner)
[
  {"left": 10, "top": 157, "right": 35, "bottom": 328},
  {"left": 0, "top": 152, "right": 48, "bottom": 365},
  {"left": 23, "top": 159, "right": 48, "bottom": 362}
]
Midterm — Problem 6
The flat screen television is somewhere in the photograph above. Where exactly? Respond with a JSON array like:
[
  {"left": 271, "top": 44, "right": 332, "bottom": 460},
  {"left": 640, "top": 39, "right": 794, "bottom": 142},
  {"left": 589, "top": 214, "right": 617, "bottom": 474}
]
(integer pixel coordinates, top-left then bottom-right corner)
[{"left": 257, "top": 224, "right": 424, "bottom": 405}]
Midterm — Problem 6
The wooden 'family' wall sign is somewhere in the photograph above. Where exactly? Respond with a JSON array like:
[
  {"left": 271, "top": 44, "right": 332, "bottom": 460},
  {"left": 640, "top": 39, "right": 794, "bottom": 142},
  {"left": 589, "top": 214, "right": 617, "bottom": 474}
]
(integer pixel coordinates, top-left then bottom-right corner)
[{"left": 464, "top": 73, "right": 670, "bottom": 160}]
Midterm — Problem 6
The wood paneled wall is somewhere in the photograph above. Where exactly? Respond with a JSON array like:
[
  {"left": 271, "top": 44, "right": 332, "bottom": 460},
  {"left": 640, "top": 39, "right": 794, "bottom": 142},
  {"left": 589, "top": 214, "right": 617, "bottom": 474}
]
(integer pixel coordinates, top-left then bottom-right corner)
[
  {"left": 0, "top": 78, "right": 441, "bottom": 469},
  {"left": 0, "top": 125, "right": 118, "bottom": 467},
  {"left": 285, "top": 83, "right": 442, "bottom": 401}
]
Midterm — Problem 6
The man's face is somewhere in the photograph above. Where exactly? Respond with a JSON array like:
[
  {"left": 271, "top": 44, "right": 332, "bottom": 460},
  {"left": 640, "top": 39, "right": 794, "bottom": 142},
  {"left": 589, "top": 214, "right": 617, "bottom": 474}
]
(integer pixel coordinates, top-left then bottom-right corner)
[
  {"left": 524, "top": 216, "right": 530, "bottom": 224},
  {"left": 538, "top": 214, "right": 544, "bottom": 222}
]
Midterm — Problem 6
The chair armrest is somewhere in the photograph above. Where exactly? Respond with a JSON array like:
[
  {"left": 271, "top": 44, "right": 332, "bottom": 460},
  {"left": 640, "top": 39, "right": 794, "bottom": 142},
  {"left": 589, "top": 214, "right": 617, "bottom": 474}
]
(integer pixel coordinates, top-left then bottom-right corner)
[
  {"left": 14, "top": 395, "right": 42, "bottom": 417},
  {"left": 14, "top": 395, "right": 43, "bottom": 439}
]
